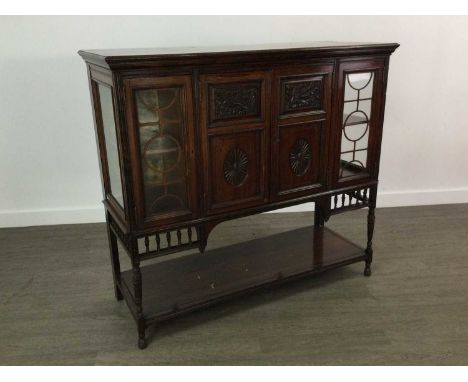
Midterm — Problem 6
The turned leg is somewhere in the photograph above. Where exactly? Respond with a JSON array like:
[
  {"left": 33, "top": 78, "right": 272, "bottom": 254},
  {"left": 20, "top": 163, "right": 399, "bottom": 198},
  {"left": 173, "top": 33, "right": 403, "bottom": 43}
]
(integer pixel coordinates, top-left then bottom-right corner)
[
  {"left": 364, "top": 188, "right": 377, "bottom": 277},
  {"left": 314, "top": 196, "right": 330, "bottom": 227},
  {"left": 137, "top": 318, "right": 147, "bottom": 349},
  {"left": 314, "top": 202, "right": 324, "bottom": 227},
  {"left": 105, "top": 212, "right": 123, "bottom": 301},
  {"left": 197, "top": 225, "right": 207, "bottom": 253},
  {"left": 199, "top": 240, "right": 207, "bottom": 254},
  {"left": 131, "top": 249, "right": 147, "bottom": 349}
]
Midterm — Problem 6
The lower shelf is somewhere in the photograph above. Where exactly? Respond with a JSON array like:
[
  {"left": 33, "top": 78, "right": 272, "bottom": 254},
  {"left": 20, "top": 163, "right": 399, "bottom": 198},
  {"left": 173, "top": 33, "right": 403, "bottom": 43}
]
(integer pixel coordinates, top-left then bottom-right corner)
[{"left": 120, "top": 226, "right": 366, "bottom": 324}]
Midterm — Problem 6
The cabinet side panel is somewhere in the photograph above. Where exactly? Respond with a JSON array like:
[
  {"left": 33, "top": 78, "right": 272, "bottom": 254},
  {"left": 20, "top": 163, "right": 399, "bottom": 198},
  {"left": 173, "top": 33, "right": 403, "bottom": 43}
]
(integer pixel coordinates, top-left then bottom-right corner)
[
  {"left": 97, "top": 83, "right": 125, "bottom": 209},
  {"left": 87, "top": 65, "right": 109, "bottom": 198},
  {"left": 88, "top": 65, "right": 127, "bottom": 224}
]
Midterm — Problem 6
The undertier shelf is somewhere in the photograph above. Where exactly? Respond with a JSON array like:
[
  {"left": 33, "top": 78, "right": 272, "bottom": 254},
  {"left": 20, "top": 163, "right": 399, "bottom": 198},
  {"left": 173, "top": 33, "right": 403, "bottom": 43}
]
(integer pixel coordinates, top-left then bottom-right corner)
[{"left": 120, "top": 226, "right": 365, "bottom": 323}]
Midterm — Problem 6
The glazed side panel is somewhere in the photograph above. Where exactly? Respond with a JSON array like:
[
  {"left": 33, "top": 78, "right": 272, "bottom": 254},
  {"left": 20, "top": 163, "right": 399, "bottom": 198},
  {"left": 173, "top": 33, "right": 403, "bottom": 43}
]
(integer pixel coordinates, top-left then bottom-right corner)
[{"left": 87, "top": 64, "right": 129, "bottom": 231}]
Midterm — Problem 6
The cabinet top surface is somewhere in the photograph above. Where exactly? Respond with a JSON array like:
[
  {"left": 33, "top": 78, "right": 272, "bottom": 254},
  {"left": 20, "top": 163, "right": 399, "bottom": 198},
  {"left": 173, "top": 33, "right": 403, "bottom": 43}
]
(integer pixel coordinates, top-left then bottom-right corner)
[
  {"left": 78, "top": 41, "right": 399, "bottom": 69},
  {"left": 80, "top": 41, "right": 398, "bottom": 57}
]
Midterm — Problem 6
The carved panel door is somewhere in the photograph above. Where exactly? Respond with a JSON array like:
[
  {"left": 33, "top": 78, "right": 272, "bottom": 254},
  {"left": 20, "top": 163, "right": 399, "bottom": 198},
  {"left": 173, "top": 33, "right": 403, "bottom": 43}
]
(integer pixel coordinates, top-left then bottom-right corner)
[
  {"left": 272, "top": 63, "right": 333, "bottom": 200},
  {"left": 124, "top": 75, "right": 198, "bottom": 228},
  {"left": 200, "top": 72, "right": 270, "bottom": 215}
]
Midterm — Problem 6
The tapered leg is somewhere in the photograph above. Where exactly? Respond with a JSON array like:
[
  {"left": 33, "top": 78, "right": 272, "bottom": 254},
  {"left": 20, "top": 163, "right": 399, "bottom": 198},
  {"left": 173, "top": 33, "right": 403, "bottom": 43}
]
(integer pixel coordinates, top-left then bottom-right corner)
[
  {"left": 131, "top": 249, "right": 147, "bottom": 349},
  {"left": 105, "top": 212, "right": 123, "bottom": 301},
  {"left": 364, "top": 188, "right": 377, "bottom": 277}
]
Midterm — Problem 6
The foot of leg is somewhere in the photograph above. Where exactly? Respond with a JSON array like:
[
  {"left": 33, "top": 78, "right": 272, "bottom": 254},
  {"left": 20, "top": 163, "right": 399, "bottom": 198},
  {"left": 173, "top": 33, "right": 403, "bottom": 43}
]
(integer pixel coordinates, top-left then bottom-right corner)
[
  {"left": 364, "top": 191, "right": 376, "bottom": 278},
  {"left": 115, "top": 286, "right": 123, "bottom": 301},
  {"left": 137, "top": 319, "right": 146, "bottom": 349},
  {"left": 364, "top": 262, "right": 372, "bottom": 277},
  {"left": 138, "top": 338, "right": 147, "bottom": 349}
]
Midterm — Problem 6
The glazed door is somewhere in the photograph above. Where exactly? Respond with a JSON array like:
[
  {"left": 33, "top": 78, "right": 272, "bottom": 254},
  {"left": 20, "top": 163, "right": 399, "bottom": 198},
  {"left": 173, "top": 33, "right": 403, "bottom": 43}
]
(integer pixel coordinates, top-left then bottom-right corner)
[
  {"left": 332, "top": 58, "right": 386, "bottom": 186},
  {"left": 124, "top": 75, "right": 198, "bottom": 228},
  {"left": 272, "top": 63, "right": 333, "bottom": 200},
  {"left": 200, "top": 72, "right": 270, "bottom": 215}
]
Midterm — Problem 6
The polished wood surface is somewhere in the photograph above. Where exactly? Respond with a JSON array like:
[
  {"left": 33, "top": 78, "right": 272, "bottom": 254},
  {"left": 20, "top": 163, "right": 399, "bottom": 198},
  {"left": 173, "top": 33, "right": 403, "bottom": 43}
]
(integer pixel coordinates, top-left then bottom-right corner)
[
  {"left": 79, "top": 42, "right": 398, "bottom": 348},
  {"left": 120, "top": 227, "right": 364, "bottom": 322},
  {"left": 80, "top": 41, "right": 399, "bottom": 56},
  {"left": 78, "top": 42, "right": 399, "bottom": 69}
]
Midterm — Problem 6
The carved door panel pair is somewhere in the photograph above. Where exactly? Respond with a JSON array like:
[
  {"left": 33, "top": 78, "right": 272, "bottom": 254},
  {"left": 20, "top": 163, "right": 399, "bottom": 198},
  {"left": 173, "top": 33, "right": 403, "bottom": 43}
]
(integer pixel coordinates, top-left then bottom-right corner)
[
  {"left": 272, "top": 64, "right": 334, "bottom": 200},
  {"left": 201, "top": 65, "right": 333, "bottom": 215},
  {"left": 200, "top": 72, "right": 269, "bottom": 215}
]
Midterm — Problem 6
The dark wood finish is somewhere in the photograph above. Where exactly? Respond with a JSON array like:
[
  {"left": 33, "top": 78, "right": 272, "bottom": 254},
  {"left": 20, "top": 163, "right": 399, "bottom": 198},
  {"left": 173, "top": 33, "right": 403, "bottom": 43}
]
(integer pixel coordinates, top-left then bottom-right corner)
[
  {"left": 364, "top": 185, "right": 378, "bottom": 276},
  {"left": 79, "top": 42, "right": 398, "bottom": 349},
  {"left": 277, "top": 123, "right": 322, "bottom": 193},
  {"left": 206, "top": 130, "right": 266, "bottom": 212},
  {"left": 78, "top": 42, "right": 399, "bottom": 69},
  {"left": 272, "top": 63, "right": 333, "bottom": 200},
  {"left": 105, "top": 210, "right": 123, "bottom": 301},
  {"left": 123, "top": 75, "right": 199, "bottom": 228},
  {"left": 200, "top": 71, "right": 269, "bottom": 215},
  {"left": 120, "top": 226, "right": 365, "bottom": 323}
]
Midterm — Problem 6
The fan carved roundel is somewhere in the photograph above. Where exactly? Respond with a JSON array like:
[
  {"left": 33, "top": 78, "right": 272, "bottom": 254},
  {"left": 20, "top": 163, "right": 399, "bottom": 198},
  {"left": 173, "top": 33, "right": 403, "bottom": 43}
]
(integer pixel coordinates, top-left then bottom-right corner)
[
  {"left": 289, "top": 139, "right": 312, "bottom": 176},
  {"left": 223, "top": 147, "right": 248, "bottom": 186}
]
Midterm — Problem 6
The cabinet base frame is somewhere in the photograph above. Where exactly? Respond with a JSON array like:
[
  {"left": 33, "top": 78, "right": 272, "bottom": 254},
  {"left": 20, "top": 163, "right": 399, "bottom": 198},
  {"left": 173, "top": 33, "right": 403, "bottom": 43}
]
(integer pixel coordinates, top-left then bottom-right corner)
[
  {"left": 113, "top": 224, "right": 370, "bottom": 348},
  {"left": 106, "top": 185, "right": 377, "bottom": 349}
]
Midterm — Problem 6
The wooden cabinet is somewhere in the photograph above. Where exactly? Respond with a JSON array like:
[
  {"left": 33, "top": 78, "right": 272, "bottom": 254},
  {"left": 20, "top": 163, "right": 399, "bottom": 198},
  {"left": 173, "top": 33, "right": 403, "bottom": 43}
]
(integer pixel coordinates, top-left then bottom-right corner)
[{"left": 79, "top": 42, "right": 399, "bottom": 349}]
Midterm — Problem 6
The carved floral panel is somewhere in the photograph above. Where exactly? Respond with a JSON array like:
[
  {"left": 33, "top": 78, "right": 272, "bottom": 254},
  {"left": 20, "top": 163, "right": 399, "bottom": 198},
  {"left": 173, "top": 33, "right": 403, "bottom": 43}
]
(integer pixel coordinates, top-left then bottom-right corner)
[
  {"left": 281, "top": 79, "right": 322, "bottom": 114},
  {"left": 210, "top": 83, "right": 260, "bottom": 121}
]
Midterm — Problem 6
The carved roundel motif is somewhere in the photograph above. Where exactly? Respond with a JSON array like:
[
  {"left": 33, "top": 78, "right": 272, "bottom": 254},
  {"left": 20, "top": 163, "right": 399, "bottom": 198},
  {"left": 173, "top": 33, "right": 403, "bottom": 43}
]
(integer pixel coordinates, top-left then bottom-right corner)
[
  {"left": 223, "top": 147, "right": 249, "bottom": 186},
  {"left": 289, "top": 139, "right": 312, "bottom": 176}
]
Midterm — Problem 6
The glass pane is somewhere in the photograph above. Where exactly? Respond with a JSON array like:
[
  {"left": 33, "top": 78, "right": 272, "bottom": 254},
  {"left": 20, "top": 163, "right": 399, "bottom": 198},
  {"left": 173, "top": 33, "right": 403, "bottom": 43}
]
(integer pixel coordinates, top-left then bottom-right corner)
[
  {"left": 339, "top": 72, "right": 374, "bottom": 179},
  {"left": 98, "top": 83, "right": 124, "bottom": 208},
  {"left": 135, "top": 87, "right": 188, "bottom": 217}
]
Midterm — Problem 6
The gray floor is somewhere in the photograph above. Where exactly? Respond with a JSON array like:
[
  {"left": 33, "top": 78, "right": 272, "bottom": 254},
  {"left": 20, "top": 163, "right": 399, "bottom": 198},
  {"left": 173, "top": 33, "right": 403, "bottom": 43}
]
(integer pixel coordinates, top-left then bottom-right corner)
[{"left": 1, "top": 204, "right": 467, "bottom": 365}]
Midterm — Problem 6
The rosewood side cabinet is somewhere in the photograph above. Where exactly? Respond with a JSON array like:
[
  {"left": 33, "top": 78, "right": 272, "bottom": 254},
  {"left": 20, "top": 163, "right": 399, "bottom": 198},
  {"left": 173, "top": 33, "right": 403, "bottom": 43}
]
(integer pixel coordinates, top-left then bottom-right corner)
[{"left": 79, "top": 42, "right": 399, "bottom": 349}]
